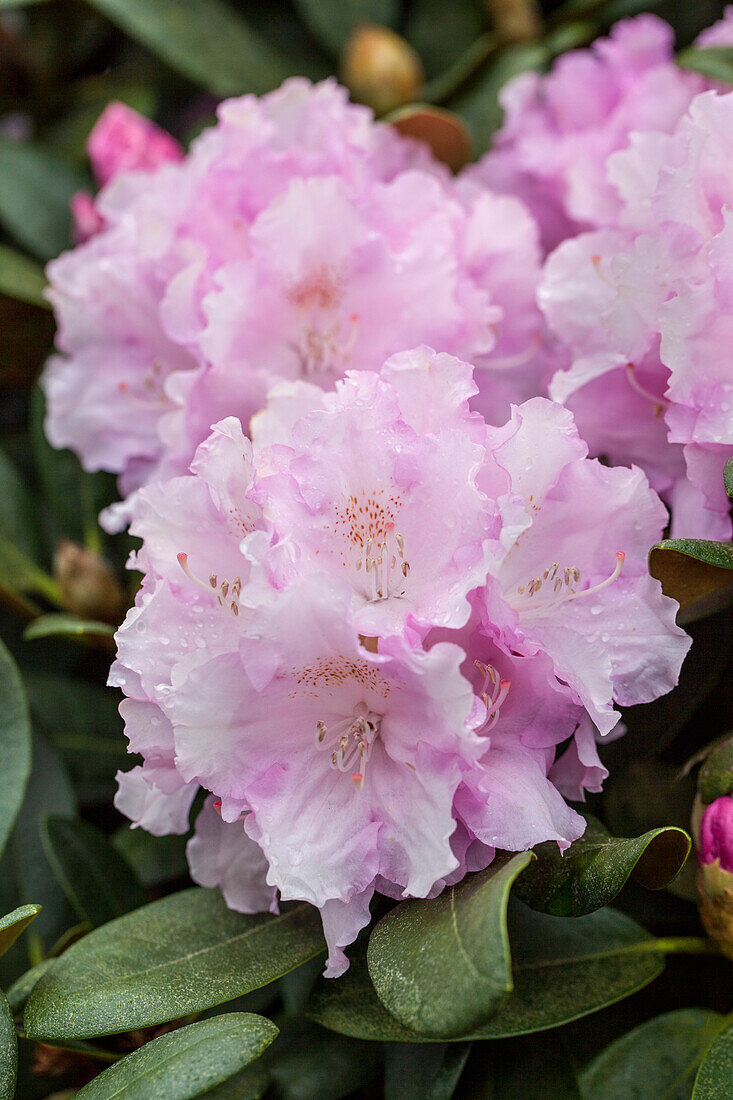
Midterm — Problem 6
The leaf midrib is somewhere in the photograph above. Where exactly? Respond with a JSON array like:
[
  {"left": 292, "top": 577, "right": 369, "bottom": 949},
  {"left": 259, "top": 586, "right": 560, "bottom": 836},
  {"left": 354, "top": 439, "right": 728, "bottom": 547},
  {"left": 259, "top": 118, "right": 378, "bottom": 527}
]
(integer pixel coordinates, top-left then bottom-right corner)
[{"left": 36, "top": 903, "right": 320, "bottom": 996}]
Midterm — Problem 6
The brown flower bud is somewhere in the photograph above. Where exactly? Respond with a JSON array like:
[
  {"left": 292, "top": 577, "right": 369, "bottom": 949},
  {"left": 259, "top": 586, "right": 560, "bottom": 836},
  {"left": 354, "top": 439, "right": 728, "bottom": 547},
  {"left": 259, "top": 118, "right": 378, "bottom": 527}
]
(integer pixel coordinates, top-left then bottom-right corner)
[
  {"left": 485, "top": 0, "right": 542, "bottom": 43},
  {"left": 341, "top": 25, "right": 424, "bottom": 117},
  {"left": 53, "top": 540, "right": 125, "bottom": 625}
]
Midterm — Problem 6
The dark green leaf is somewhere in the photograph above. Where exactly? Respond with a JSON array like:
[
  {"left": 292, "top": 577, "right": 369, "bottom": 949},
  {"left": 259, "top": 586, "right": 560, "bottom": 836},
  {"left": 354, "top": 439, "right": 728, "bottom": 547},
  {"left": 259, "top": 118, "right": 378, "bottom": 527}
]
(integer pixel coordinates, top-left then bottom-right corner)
[
  {"left": 649, "top": 539, "right": 733, "bottom": 625},
  {"left": 25, "top": 671, "right": 127, "bottom": 805},
  {"left": 450, "top": 41, "right": 548, "bottom": 154},
  {"left": 0, "top": 992, "right": 16, "bottom": 1100},
  {"left": 269, "top": 1019, "right": 381, "bottom": 1100},
  {"left": 0, "top": 732, "right": 77, "bottom": 979},
  {"left": 113, "top": 826, "right": 189, "bottom": 886},
  {"left": 0, "top": 138, "right": 86, "bottom": 261},
  {"left": 385, "top": 1041, "right": 471, "bottom": 1099},
  {"left": 30, "top": 385, "right": 118, "bottom": 551},
  {"left": 0, "top": 448, "right": 43, "bottom": 563},
  {"left": 582, "top": 1009, "right": 726, "bottom": 1100},
  {"left": 724, "top": 457, "right": 733, "bottom": 502},
  {"left": 84, "top": 0, "right": 290, "bottom": 96},
  {"left": 0, "top": 245, "right": 49, "bottom": 309},
  {"left": 41, "top": 816, "right": 147, "bottom": 928},
  {"left": 0, "top": 905, "right": 41, "bottom": 960},
  {"left": 5, "top": 960, "right": 54, "bottom": 1016},
  {"left": 678, "top": 46, "right": 733, "bottom": 83},
  {"left": 292, "top": 0, "right": 399, "bottom": 55},
  {"left": 698, "top": 737, "right": 733, "bottom": 804},
  {"left": 24, "top": 888, "right": 325, "bottom": 1040},
  {"left": 24, "top": 614, "right": 115, "bottom": 642},
  {"left": 514, "top": 815, "right": 690, "bottom": 916},
  {"left": 404, "top": 0, "right": 485, "bottom": 81},
  {"left": 0, "top": 640, "right": 32, "bottom": 860},
  {"left": 368, "top": 853, "right": 532, "bottom": 1038},
  {"left": 199, "top": 1062, "right": 269, "bottom": 1099},
  {"left": 694, "top": 1020, "right": 733, "bottom": 1098},
  {"left": 309, "top": 906, "right": 664, "bottom": 1041},
  {"left": 0, "top": 0, "right": 51, "bottom": 6},
  {"left": 74, "top": 1013, "right": 278, "bottom": 1099}
]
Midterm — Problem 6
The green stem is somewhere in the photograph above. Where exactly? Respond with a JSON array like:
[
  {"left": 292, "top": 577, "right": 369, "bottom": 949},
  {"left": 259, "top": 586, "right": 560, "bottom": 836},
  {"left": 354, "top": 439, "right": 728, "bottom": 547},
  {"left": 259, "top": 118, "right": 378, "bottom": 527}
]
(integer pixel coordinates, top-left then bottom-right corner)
[{"left": 652, "top": 936, "right": 723, "bottom": 956}]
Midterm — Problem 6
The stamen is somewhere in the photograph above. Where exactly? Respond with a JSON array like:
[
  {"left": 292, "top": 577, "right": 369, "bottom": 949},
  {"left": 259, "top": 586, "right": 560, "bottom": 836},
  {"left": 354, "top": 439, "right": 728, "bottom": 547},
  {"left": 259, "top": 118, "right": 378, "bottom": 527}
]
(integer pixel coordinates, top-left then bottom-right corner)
[
  {"left": 474, "top": 660, "right": 511, "bottom": 733},
  {"left": 177, "top": 554, "right": 242, "bottom": 617},
  {"left": 514, "top": 552, "right": 625, "bottom": 618}
]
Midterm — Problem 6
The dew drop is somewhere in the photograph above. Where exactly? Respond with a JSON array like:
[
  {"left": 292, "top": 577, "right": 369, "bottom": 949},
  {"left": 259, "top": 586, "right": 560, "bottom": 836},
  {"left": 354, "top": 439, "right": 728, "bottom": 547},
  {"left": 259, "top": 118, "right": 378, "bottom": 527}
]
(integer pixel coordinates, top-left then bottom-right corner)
[{"left": 590, "top": 605, "right": 603, "bottom": 616}]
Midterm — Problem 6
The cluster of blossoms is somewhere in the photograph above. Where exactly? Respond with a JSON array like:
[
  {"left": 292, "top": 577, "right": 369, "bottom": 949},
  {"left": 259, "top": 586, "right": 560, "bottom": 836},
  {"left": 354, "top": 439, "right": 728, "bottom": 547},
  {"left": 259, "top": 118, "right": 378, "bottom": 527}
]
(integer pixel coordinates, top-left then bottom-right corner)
[
  {"left": 44, "top": 80, "right": 553, "bottom": 532},
  {"left": 41, "top": 16, "right": 733, "bottom": 975},
  {"left": 474, "top": 12, "right": 733, "bottom": 537},
  {"left": 112, "top": 348, "right": 689, "bottom": 974}
]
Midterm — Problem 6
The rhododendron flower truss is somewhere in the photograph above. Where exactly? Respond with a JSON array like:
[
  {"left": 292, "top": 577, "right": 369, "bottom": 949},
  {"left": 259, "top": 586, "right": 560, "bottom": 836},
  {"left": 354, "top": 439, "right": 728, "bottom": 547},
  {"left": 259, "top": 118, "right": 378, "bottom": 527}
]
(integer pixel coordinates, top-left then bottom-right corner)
[
  {"left": 541, "top": 91, "right": 733, "bottom": 540},
  {"left": 470, "top": 11, "right": 733, "bottom": 252},
  {"left": 114, "top": 351, "right": 690, "bottom": 975},
  {"left": 43, "top": 80, "right": 551, "bottom": 533}
]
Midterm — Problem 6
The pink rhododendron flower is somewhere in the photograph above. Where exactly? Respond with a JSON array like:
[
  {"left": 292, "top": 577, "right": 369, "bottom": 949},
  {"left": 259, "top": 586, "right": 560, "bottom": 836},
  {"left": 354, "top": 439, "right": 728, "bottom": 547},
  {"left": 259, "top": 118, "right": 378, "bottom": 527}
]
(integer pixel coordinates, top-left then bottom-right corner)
[
  {"left": 44, "top": 79, "right": 552, "bottom": 531},
  {"left": 470, "top": 13, "right": 733, "bottom": 252},
  {"left": 541, "top": 91, "right": 733, "bottom": 538},
  {"left": 113, "top": 349, "right": 689, "bottom": 975}
]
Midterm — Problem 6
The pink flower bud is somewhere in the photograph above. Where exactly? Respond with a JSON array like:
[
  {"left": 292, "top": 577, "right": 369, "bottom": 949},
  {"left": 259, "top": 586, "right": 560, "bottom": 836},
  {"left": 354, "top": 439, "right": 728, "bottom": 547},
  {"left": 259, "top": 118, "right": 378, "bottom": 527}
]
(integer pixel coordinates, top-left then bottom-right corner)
[
  {"left": 87, "top": 102, "right": 183, "bottom": 187},
  {"left": 699, "top": 796, "right": 733, "bottom": 873}
]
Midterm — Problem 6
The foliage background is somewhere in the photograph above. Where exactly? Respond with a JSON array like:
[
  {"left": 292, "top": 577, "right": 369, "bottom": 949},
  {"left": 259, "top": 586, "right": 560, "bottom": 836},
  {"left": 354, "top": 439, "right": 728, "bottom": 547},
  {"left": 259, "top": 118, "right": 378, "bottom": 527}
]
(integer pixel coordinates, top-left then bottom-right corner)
[{"left": 0, "top": 1, "right": 731, "bottom": 1097}]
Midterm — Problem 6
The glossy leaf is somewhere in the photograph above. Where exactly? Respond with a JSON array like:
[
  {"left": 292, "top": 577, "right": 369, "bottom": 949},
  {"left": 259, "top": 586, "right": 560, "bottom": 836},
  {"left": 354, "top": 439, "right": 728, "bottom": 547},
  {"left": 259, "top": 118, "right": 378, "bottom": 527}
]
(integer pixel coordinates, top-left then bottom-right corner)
[
  {"left": 5, "top": 960, "right": 54, "bottom": 1016},
  {"left": 450, "top": 41, "right": 549, "bottom": 154},
  {"left": 0, "top": 245, "right": 49, "bottom": 309},
  {"left": 0, "top": 733, "right": 77, "bottom": 977},
  {"left": 388, "top": 105, "right": 471, "bottom": 171},
  {"left": 0, "top": 992, "right": 15, "bottom": 1100},
  {"left": 269, "top": 1019, "right": 381, "bottom": 1100},
  {"left": 724, "top": 457, "right": 733, "bottom": 502},
  {"left": 0, "top": 640, "right": 32, "bottom": 860},
  {"left": 25, "top": 671, "right": 128, "bottom": 805},
  {"left": 85, "top": 0, "right": 290, "bottom": 96},
  {"left": 649, "top": 539, "right": 733, "bottom": 625},
  {"left": 41, "top": 816, "right": 147, "bottom": 927},
  {"left": 113, "top": 826, "right": 189, "bottom": 886},
  {"left": 698, "top": 737, "right": 733, "bottom": 804},
  {"left": 678, "top": 46, "right": 733, "bottom": 83},
  {"left": 0, "top": 905, "right": 41, "bottom": 960},
  {"left": 293, "top": 0, "right": 399, "bottom": 55},
  {"left": 0, "top": 138, "right": 86, "bottom": 261},
  {"left": 74, "top": 1013, "right": 278, "bottom": 1099},
  {"left": 24, "top": 614, "right": 115, "bottom": 642},
  {"left": 582, "top": 1009, "right": 726, "bottom": 1099},
  {"left": 367, "top": 853, "right": 532, "bottom": 1037},
  {"left": 310, "top": 905, "right": 664, "bottom": 1041},
  {"left": 24, "top": 888, "right": 325, "bottom": 1040},
  {"left": 384, "top": 1041, "right": 471, "bottom": 1099},
  {"left": 514, "top": 815, "right": 690, "bottom": 916},
  {"left": 199, "top": 1062, "right": 269, "bottom": 1099},
  {"left": 694, "top": 1021, "right": 733, "bottom": 1098}
]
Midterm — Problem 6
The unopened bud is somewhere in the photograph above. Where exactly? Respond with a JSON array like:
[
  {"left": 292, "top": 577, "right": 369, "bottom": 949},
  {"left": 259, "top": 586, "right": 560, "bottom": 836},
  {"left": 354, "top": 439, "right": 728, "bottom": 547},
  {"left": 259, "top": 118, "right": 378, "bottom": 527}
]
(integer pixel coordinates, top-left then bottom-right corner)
[
  {"left": 53, "top": 540, "right": 125, "bottom": 625},
  {"left": 485, "top": 0, "right": 542, "bottom": 43},
  {"left": 341, "top": 25, "right": 424, "bottom": 117},
  {"left": 698, "top": 736, "right": 733, "bottom": 805},
  {"left": 87, "top": 102, "right": 184, "bottom": 187},
  {"left": 696, "top": 795, "right": 733, "bottom": 958}
]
